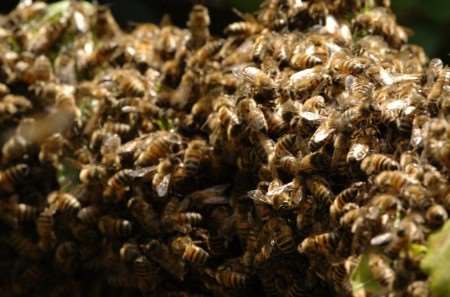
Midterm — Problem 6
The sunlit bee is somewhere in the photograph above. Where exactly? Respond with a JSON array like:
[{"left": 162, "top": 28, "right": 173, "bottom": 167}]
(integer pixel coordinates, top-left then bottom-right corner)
[
  {"left": 47, "top": 192, "right": 81, "bottom": 214},
  {"left": 187, "top": 5, "right": 210, "bottom": 49},
  {"left": 361, "top": 154, "right": 399, "bottom": 175},
  {"left": 298, "top": 232, "right": 339, "bottom": 255},
  {"left": 305, "top": 176, "right": 334, "bottom": 207},
  {"left": 135, "top": 132, "right": 181, "bottom": 166},
  {"left": 171, "top": 236, "right": 209, "bottom": 264},
  {"left": 368, "top": 253, "right": 395, "bottom": 288}
]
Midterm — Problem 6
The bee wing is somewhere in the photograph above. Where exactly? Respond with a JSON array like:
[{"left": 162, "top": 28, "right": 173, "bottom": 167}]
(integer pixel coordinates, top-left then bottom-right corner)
[
  {"left": 127, "top": 166, "right": 157, "bottom": 178},
  {"left": 247, "top": 189, "right": 272, "bottom": 205},
  {"left": 291, "top": 185, "right": 304, "bottom": 206},
  {"left": 156, "top": 173, "right": 171, "bottom": 197}
]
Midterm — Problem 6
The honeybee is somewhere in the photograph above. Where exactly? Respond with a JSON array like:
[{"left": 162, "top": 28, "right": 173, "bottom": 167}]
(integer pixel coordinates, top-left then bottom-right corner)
[
  {"left": 170, "top": 235, "right": 209, "bottom": 264},
  {"left": 0, "top": 164, "right": 30, "bottom": 193},
  {"left": 370, "top": 194, "right": 400, "bottom": 213},
  {"left": 368, "top": 253, "right": 395, "bottom": 288},
  {"left": 181, "top": 139, "right": 210, "bottom": 177},
  {"left": 329, "top": 52, "right": 368, "bottom": 75},
  {"left": 234, "top": 65, "right": 275, "bottom": 93},
  {"left": 188, "top": 39, "right": 224, "bottom": 68},
  {"left": 263, "top": 217, "right": 296, "bottom": 254},
  {"left": 187, "top": 4, "right": 210, "bottom": 49},
  {"left": 401, "top": 184, "right": 430, "bottom": 209},
  {"left": 346, "top": 142, "right": 369, "bottom": 165},
  {"left": 77, "top": 206, "right": 102, "bottom": 226},
  {"left": 353, "top": 7, "right": 409, "bottom": 48},
  {"left": 36, "top": 208, "right": 57, "bottom": 251},
  {"left": 103, "top": 169, "right": 135, "bottom": 202},
  {"left": 0, "top": 94, "right": 32, "bottom": 118},
  {"left": 134, "top": 255, "right": 159, "bottom": 292},
  {"left": 290, "top": 46, "right": 323, "bottom": 70},
  {"left": 406, "top": 281, "right": 431, "bottom": 297},
  {"left": 298, "top": 151, "right": 330, "bottom": 173},
  {"left": 425, "top": 204, "right": 448, "bottom": 228},
  {"left": 375, "top": 170, "right": 416, "bottom": 192},
  {"left": 98, "top": 215, "right": 133, "bottom": 238},
  {"left": 100, "top": 132, "right": 121, "bottom": 170},
  {"left": 288, "top": 66, "right": 331, "bottom": 97},
  {"left": 38, "top": 133, "right": 69, "bottom": 166},
  {"left": 248, "top": 178, "right": 302, "bottom": 211},
  {"left": 361, "top": 153, "right": 400, "bottom": 175},
  {"left": 215, "top": 268, "right": 248, "bottom": 288},
  {"left": 120, "top": 242, "right": 141, "bottom": 263},
  {"left": 47, "top": 192, "right": 81, "bottom": 214},
  {"left": 152, "top": 158, "right": 174, "bottom": 197},
  {"left": 330, "top": 182, "right": 364, "bottom": 223},
  {"left": 225, "top": 15, "right": 263, "bottom": 36},
  {"left": 127, "top": 197, "right": 160, "bottom": 235},
  {"left": 54, "top": 241, "right": 79, "bottom": 274},
  {"left": 95, "top": 5, "right": 121, "bottom": 38},
  {"left": 135, "top": 131, "right": 182, "bottom": 166},
  {"left": 298, "top": 231, "right": 339, "bottom": 255},
  {"left": 305, "top": 175, "right": 334, "bottom": 207},
  {"left": 14, "top": 203, "right": 38, "bottom": 222},
  {"left": 103, "top": 122, "right": 132, "bottom": 138},
  {"left": 143, "top": 239, "right": 186, "bottom": 281},
  {"left": 79, "top": 164, "right": 106, "bottom": 184}
]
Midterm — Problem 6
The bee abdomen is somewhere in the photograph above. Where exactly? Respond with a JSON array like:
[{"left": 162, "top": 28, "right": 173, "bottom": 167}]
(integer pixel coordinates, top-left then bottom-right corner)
[
  {"left": 215, "top": 270, "right": 248, "bottom": 288},
  {"left": 182, "top": 244, "right": 209, "bottom": 264},
  {"left": 361, "top": 154, "right": 399, "bottom": 175}
]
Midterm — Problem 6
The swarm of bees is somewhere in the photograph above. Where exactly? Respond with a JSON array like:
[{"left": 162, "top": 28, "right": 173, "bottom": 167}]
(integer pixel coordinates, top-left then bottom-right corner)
[{"left": 0, "top": 0, "right": 449, "bottom": 296}]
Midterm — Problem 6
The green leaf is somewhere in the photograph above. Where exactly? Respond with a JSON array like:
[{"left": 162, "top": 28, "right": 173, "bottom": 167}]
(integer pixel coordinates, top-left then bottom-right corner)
[
  {"left": 154, "top": 118, "right": 173, "bottom": 131},
  {"left": 57, "top": 158, "right": 80, "bottom": 191},
  {"left": 350, "top": 253, "right": 383, "bottom": 296},
  {"left": 421, "top": 220, "right": 450, "bottom": 297}
]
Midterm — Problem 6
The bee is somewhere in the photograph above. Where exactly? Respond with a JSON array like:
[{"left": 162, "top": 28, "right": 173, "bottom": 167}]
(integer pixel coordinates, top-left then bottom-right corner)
[
  {"left": 95, "top": 5, "right": 121, "bottom": 38},
  {"left": 375, "top": 170, "right": 416, "bottom": 192},
  {"left": 0, "top": 164, "right": 30, "bottom": 193},
  {"left": 77, "top": 206, "right": 102, "bottom": 226},
  {"left": 353, "top": 7, "right": 409, "bottom": 48},
  {"left": 170, "top": 235, "right": 209, "bottom": 264},
  {"left": 298, "top": 151, "right": 330, "bottom": 173},
  {"left": 120, "top": 242, "right": 141, "bottom": 263},
  {"left": 305, "top": 175, "right": 334, "bottom": 207},
  {"left": 330, "top": 182, "right": 364, "bottom": 223},
  {"left": 99, "top": 132, "right": 122, "bottom": 170},
  {"left": 79, "top": 164, "right": 107, "bottom": 184},
  {"left": 215, "top": 269, "right": 248, "bottom": 288},
  {"left": 0, "top": 94, "right": 32, "bottom": 118},
  {"left": 143, "top": 239, "right": 186, "bottom": 281},
  {"left": 407, "top": 281, "right": 431, "bottom": 297},
  {"left": 54, "top": 241, "right": 79, "bottom": 274},
  {"left": 182, "top": 139, "right": 210, "bottom": 177},
  {"left": 225, "top": 18, "right": 262, "bottom": 36},
  {"left": 401, "top": 184, "right": 430, "bottom": 209},
  {"left": 134, "top": 256, "right": 159, "bottom": 292},
  {"left": 103, "top": 169, "right": 134, "bottom": 202},
  {"left": 425, "top": 204, "right": 448, "bottom": 229},
  {"left": 103, "top": 122, "right": 132, "bottom": 138},
  {"left": 152, "top": 158, "right": 174, "bottom": 197},
  {"left": 288, "top": 66, "right": 331, "bottom": 96},
  {"left": 249, "top": 179, "right": 302, "bottom": 211},
  {"left": 427, "top": 67, "right": 450, "bottom": 101},
  {"left": 346, "top": 142, "right": 369, "bottom": 164},
  {"left": 368, "top": 253, "right": 395, "bottom": 288},
  {"left": 36, "top": 208, "right": 57, "bottom": 251},
  {"left": 298, "top": 232, "right": 339, "bottom": 255},
  {"left": 47, "top": 192, "right": 81, "bottom": 214},
  {"left": 188, "top": 39, "right": 224, "bottom": 68},
  {"left": 277, "top": 155, "right": 299, "bottom": 176},
  {"left": 234, "top": 65, "right": 275, "bottom": 94},
  {"left": 114, "top": 69, "right": 146, "bottom": 97},
  {"left": 370, "top": 194, "right": 400, "bottom": 213},
  {"left": 98, "top": 215, "right": 133, "bottom": 238},
  {"left": 26, "top": 14, "right": 68, "bottom": 53},
  {"left": 361, "top": 154, "right": 400, "bottom": 175},
  {"left": 290, "top": 46, "right": 323, "bottom": 70},
  {"left": 187, "top": 4, "right": 210, "bottom": 49},
  {"left": 14, "top": 203, "right": 38, "bottom": 222},
  {"left": 285, "top": 280, "right": 308, "bottom": 297},
  {"left": 135, "top": 131, "right": 182, "bottom": 166},
  {"left": 264, "top": 217, "right": 296, "bottom": 254},
  {"left": 329, "top": 52, "right": 368, "bottom": 75},
  {"left": 127, "top": 197, "right": 160, "bottom": 235},
  {"left": 339, "top": 204, "right": 362, "bottom": 228}
]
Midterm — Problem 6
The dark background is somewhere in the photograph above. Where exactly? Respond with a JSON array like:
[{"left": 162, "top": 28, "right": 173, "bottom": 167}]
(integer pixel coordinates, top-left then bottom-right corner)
[{"left": 1, "top": 0, "right": 449, "bottom": 63}]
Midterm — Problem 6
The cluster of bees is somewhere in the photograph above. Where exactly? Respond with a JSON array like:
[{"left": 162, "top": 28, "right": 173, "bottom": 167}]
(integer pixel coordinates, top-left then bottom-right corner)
[{"left": 0, "top": 0, "right": 449, "bottom": 296}]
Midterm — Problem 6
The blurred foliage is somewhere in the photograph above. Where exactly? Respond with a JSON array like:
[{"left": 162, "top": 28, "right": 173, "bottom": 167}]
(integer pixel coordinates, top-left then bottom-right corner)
[
  {"left": 350, "top": 253, "right": 383, "bottom": 296},
  {"left": 421, "top": 220, "right": 450, "bottom": 297}
]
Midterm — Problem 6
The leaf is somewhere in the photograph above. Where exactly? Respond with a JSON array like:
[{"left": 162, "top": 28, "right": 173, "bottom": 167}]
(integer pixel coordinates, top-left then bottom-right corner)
[
  {"left": 350, "top": 253, "right": 383, "bottom": 296},
  {"left": 57, "top": 158, "right": 80, "bottom": 191},
  {"left": 421, "top": 220, "right": 450, "bottom": 297}
]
